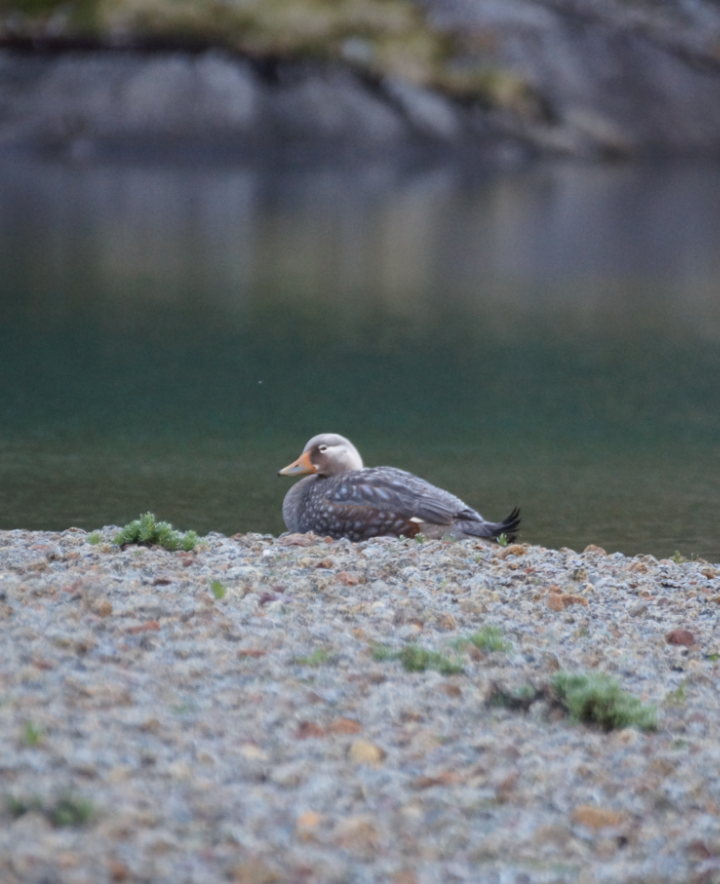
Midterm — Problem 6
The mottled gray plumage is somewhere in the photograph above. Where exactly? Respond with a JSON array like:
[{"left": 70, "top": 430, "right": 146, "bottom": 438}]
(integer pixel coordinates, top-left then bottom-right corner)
[{"left": 279, "top": 434, "right": 520, "bottom": 543}]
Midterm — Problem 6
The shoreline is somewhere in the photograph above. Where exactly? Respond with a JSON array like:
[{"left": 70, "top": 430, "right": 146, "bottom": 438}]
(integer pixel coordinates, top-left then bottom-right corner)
[{"left": 1, "top": 527, "right": 718, "bottom": 883}]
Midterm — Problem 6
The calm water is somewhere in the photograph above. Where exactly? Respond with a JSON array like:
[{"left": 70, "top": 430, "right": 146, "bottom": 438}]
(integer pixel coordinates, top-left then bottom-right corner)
[{"left": 1, "top": 157, "right": 720, "bottom": 560}]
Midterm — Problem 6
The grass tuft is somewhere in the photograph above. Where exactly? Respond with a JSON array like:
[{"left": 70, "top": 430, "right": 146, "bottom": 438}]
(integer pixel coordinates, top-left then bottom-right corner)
[
  {"left": 552, "top": 671, "right": 657, "bottom": 731},
  {"left": 664, "top": 682, "right": 687, "bottom": 706},
  {"left": 21, "top": 721, "right": 43, "bottom": 746},
  {"left": 47, "top": 793, "right": 95, "bottom": 827},
  {"left": 468, "top": 626, "right": 511, "bottom": 653},
  {"left": 6, "top": 792, "right": 94, "bottom": 827},
  {"left": 114, "top": 512, "right": 201, "bottom": 551},
  {"left": 672, "top": 550, "right": 687, "bottom": 564},
  {"left": 294, "top": 648, "right": 331, "bottom": 667},
  {"left": 373, "top": 643, "right": 463, "bottom": 675}
]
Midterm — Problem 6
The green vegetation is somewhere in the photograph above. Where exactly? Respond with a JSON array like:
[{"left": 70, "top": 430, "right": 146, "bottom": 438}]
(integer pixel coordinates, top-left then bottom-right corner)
[
  {"left": 294, "top": 648, "right": 331, "bottom": 667},
  {"left": 6, "top": 792, "right": 94, "bottom": 827},
  {"left": 87, "top": 531, "right": 102, "bottom": 545},
  {"left": 0, "top": 0, "right": 541, "bottom": 113},
  {"left": 672, "top": 550, "right": 687, "bottom": 564},
  {"left": 373, "top": 643, "right": 463, "bottom": 675},
  {"left": 468, "top": 626, "right": 511, "bottom": 654},
  {"left": 114, "top": 512, "right": 201, "bottom": 551},
  {"left": 552, "top": 671, "right": 657, "bottom": 731},
  {"left": 49, "top": 793, "right": 95, "bottom": 827},
  {"left": 209, "top": 579, "right": 227, "bottom": 600},
  {"left": 664, "top": 681, "right": 687, "bottom": 706},
  {"left": 21, "top": 721, "right": 43, "bottom": 747},
  {"left": 497, "top": 532, "right": 509, "bottom": 547},
  {"left": 6, "top": 794, "right": 42, "bottom": 818}
]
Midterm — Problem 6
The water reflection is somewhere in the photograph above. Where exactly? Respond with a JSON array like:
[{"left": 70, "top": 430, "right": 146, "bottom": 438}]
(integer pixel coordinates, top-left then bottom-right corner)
[{"left": 1, "top": 157, "right": 720, "bottom": 559}]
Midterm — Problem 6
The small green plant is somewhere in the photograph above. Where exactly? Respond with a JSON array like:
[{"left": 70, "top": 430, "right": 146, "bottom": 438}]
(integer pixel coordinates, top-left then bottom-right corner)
[
  {"left": 21, "top": 722, "right": 43, "bottom": 746},
  {"left": 294, "top": 648, "right": 331, "bottom": 667},
  {"left": 210, "top": 580, "right": 226, "bottom": 600},
  {"left": 552, "top": 671, "right": 657, "bottom": 731},
  {"left": 468, "top": 626, "right": 511, "bottom": 654},
  {"left": 87, "top": 532, "right": 102, "bottom": 545},
  {"left": 672, "top": 550, "right": 687, "bottom": 564},
  {"left": 497, "top": 533, "right": 509, "bottom": 547},
  {"left": 6, "top": 792, "right": 94, "bottom": 827},
  {"left": 665, "top": 682, "right": 687, "bottom": 706},
  {"left": 114, "top": 512, "right": 200, "bottom": 552},
  {"left": 6, "top": 795, "right": 42, "bottom": 818},
  {"left": 414, "top": 533, "right": 426, "bottom": 544},
  {"left": 371, "top": 645, "right": 399, "bottom": 662},
  {"left": 47, "top": 793, "right": 95, "bottom": 827},
  {"left": 706, "top": 653, "right": 720, "bottom": 662},
  {"left": 373, "top": 644, "right": 463, "bottom": 675}
]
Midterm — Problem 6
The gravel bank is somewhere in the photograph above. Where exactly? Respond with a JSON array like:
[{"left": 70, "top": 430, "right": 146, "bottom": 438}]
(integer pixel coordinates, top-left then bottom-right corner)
[{"left": 1, "top": 528, "right": 719, "bottom": 884}]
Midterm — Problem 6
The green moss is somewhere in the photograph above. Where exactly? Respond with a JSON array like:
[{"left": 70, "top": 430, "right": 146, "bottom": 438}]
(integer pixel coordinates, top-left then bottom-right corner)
[
  {"left": 552, "top": 671, "right": 657, "bottom": 731},
  {"left": 114, "top": 511, "right": 201, "bottom": 551}
]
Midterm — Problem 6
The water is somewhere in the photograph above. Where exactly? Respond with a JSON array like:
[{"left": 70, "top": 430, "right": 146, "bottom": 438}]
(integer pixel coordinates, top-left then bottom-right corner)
[{"left": 1, "top": 156, "right": 720, "bottom": 560}]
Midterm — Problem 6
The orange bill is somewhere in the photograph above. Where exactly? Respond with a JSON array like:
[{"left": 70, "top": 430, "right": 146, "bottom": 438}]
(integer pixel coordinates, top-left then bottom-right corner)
[{"left": 278, "top": 450, "right": 316, "bottom": 476}]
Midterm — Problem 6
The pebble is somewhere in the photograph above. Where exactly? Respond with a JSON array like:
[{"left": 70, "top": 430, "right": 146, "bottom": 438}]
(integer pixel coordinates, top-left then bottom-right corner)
[{"left": 1, "top": 527, "right": 719, "bottom": 883}]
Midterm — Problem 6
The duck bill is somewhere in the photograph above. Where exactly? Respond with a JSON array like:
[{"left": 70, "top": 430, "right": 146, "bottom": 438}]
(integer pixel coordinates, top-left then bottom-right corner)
[{"left": 278, "top": 450, "right": 316, "bottom": 477}]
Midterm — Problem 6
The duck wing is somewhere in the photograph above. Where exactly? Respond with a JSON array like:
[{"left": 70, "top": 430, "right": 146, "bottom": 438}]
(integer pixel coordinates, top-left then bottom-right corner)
[
  {"left": 325, "top": 467, "right": 478, "bottom": 525},
  {"left": 321, "top": 467, "right": 520, "bottom": 542}
]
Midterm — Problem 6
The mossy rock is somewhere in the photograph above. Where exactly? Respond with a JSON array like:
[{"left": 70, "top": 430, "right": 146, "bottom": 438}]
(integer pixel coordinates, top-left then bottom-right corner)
[{"left": 0, "top": 0, "right": 541, "bottom": 113}]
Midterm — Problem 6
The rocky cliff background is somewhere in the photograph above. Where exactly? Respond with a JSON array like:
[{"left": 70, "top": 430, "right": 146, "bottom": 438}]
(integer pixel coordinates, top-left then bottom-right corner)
[{"left": 2, "top": 0, "right": 720, "bottom": 163}]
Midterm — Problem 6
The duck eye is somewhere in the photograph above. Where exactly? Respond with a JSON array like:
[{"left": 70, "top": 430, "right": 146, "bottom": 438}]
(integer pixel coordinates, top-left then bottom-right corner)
[{"left": 318, "top": 445, "right": 328, "bottom": 452}]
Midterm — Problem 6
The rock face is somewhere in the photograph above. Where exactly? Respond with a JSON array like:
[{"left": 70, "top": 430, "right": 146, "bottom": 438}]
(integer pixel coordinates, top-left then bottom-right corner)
[
  {"left": 1, "top": 0, "right": 720, "bottom": 161},
  {"left": 422, "top": 0, "right": 720, "bottom": 155},
  {"left": 0, "top": 49, "right": 528, "bottom": 165}
]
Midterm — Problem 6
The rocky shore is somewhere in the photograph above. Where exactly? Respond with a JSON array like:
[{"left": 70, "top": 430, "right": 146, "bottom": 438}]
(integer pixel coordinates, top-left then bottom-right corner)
[{"left": 1, "top": 526, "right": 719, "bottom": 883}]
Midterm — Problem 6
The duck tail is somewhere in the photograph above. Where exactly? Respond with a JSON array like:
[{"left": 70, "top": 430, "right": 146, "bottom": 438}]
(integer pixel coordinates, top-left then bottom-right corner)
[
  {"left": 460, "top": 506, "right": 521, "bottom": 543},
  {"left": 496, "top": 506, "right": 521, "bottom": 543}
]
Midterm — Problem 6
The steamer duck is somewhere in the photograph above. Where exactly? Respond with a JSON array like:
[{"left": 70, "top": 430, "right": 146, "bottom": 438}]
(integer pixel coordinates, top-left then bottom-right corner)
[{"left": 278, "top": 433, "right": 520, "bottom": 543}]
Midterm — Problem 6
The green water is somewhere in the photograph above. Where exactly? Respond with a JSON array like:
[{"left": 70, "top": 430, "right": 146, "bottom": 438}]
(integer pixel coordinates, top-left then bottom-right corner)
[{"left": 1, "top": 158, "right": 720, "bottom": 560}]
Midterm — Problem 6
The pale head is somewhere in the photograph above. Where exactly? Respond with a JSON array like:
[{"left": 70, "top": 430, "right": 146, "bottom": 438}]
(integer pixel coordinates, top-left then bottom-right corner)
[{"left": 278, "top": 433, "right": 364, "bottom": 478}]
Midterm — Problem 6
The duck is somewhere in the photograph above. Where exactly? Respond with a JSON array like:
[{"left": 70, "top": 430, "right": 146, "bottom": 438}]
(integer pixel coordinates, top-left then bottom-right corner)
[{"left": 278, "top": 433, "right": 520, "bottom": 543}]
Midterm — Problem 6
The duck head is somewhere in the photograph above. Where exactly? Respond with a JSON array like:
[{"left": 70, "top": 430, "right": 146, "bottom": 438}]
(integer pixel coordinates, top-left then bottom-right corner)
[{"left": 278, "top": 433, "right": 364, "bottom": 478}]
